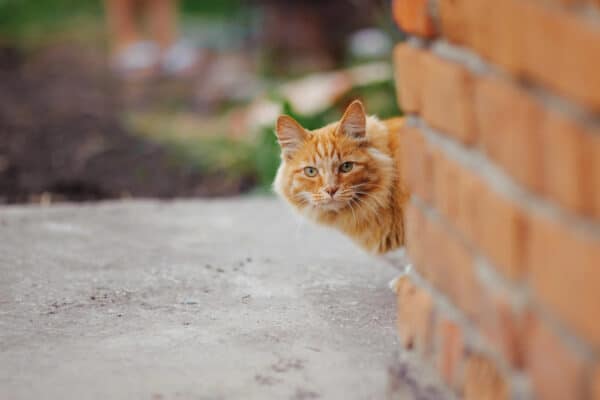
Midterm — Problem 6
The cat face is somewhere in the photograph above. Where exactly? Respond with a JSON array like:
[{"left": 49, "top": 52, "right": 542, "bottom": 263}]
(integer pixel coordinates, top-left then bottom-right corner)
[{"left": 274, "top": 100, "right": 392, "bottom": 216}]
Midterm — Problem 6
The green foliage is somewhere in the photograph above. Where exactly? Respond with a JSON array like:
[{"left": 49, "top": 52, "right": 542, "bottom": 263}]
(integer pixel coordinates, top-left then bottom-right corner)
[
  {"left": 0, "top": 0, "right": 402, "bottom": 195},
  {"left": 180, "top": 0, "right": 243, "bottom": 18},
  {"left": 0, "top": 0, "right": 101, "bottom": 45},
  {"left": 167, "top": 135, "right": 256, "bottom": 178},
  {"left": 0, "top": 0, "right": 243, "bottom": 46},
  {"left": 252, "top": 126, "right": 280, "bottom": 193},
  {"left": 345, "top": 80, "right": 401, "bottom": 119},
  {"left": 125, "top": 111, "right": 256, "bottom": 181},
  {"left": 281, "top": 101, "right": 336, "bottom": 130}
]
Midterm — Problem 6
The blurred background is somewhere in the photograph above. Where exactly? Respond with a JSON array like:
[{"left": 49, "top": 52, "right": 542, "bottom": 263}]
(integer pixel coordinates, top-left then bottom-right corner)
[{"left": 0, "top": 0, "right": 403, "bottom": 204}]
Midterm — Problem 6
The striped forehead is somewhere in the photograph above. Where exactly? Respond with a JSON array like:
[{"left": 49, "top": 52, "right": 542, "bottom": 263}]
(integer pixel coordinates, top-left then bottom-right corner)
[{"left": 308, "top": 135, "right": 340, "bottom": 164}]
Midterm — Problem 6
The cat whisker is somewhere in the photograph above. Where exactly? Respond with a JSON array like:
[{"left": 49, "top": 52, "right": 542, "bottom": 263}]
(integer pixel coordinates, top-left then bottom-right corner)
[
  {"left": 352, "top": 195, "right": 379, "bottom": 217},
  {"left": 334, "top": 187, "right": 381, "bottom": 216},
  {"left": 353, "top": 190, "right": 387, "bottom": 210},
  {"left": 291, "top": 192, "right": 310, "bottom": 203},
  {"left": 337, "top": 187, "right": 355, "bottom": 195},
  {"left": 291, "top": 194, "right": 313, "bottom": 212},
  {"left": 347, "top": 198, "right": 359, "bottom": 227},
  {"left": 353, "top": 183, "right": 391, "bottom": 195},
  {"left": 352, "top": 182, "right": 388, "bottom": 193},
  {"left": 360, "top": 199, "right": 381, "bottom": 215},
  {"left": 354, "top": 192, "right": 384, "bottom": 215}
]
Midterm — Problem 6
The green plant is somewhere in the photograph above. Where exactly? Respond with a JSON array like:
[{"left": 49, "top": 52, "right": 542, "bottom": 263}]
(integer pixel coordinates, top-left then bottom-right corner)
[
  {"left": 181, "top": 0, "right": 243, "bottom": 18},
  {"left": 0, "top": 0, "right": 102, "bottom": 45}
]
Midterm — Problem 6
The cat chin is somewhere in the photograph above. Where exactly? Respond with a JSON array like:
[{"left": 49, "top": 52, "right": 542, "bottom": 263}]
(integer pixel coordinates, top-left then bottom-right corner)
[
  {"left": 296, "top": 201, "right": 344, "bottom": 218},
  {"left": 314, "top": 203, "right": 344, "bottom": 213}
]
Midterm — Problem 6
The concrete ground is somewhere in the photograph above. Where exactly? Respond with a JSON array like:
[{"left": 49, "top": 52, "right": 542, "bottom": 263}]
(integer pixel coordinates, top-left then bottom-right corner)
[{"left": 0, "top": 197, "right": 407, "bottom": 400}]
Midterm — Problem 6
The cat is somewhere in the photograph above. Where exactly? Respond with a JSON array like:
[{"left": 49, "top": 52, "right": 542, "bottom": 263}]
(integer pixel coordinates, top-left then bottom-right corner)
[{"left": 273, "top": 100, "right": 408, "bottom": 254}]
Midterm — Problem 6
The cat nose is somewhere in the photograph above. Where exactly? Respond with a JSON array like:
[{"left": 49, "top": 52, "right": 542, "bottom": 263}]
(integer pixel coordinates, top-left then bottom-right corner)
[{"left": 325, "top": 186, "right": 339, "bottom": 197}]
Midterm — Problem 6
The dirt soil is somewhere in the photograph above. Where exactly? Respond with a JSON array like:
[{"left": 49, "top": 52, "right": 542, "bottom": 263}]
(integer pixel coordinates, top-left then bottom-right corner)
[{"left": 0, "top": 45, "right": 254, "bottom": 204}]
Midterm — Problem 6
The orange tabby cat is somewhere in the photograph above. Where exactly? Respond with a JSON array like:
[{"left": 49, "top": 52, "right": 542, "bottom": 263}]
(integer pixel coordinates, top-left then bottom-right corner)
[{"left": 273, "top": 100, "right": 408, "bottom": 254}]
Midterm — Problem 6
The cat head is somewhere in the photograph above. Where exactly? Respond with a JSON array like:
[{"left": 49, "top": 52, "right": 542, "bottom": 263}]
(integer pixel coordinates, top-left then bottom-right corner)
[{"left": 273, "top": 100, "right": 393, "bottom": 218}]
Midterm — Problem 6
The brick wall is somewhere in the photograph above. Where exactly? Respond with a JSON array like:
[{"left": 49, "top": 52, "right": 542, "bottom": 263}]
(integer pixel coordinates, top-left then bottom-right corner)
[{"left": 390, "top": 0, "right": 600, "bottom": 399}]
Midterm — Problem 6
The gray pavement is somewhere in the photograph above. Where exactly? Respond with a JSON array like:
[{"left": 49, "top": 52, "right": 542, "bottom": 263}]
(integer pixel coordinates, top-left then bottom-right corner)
[{"left": 0, "top": 197, "right": 404, "bottom": 400}]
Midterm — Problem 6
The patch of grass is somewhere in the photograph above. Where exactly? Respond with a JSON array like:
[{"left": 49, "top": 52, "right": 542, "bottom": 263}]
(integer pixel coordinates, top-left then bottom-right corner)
[
  {"left": 167, "top": 136, "right": 256, "bottom": 177},
  {"left": 126, "top": 111, "right": 260, "bottom": 186},
  {"left": 0, "top": 0, "right": 245, "bottom": 48},
  {"left": 181, "top": 0, "right": 243, "bottom": 18},
  {"left": 0, "top": 0, "right": 102, "bottom": 47},
  {"left": 252, "top": 126, "right": 280, "bottom": 193}
]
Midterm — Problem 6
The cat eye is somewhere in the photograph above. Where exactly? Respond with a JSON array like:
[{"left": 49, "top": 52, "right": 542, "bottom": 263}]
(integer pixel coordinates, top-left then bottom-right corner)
[
  {"left": 339, "top": 162, "right": 354, "bottom": 173},
  {"left": 304, "top": 166, "right": 318, "bottom": 177}
]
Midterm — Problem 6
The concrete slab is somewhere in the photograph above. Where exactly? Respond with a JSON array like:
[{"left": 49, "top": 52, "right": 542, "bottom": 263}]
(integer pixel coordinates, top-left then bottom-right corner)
[{"left": 0, "top": 197, "right": 403, "bottom": 400}]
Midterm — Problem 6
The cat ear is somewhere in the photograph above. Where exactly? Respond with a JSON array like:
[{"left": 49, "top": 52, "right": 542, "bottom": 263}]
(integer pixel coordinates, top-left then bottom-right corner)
[
  {"left": 339, "top": 100, "right": 366, "bottom": 139},
  {"left": 276, "top": 115, "right": 308, "bottom": 159}
]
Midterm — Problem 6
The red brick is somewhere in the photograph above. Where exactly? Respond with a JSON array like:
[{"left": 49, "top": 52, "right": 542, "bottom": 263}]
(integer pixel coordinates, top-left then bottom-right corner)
[
  {"left": 391, "top": 0, "right": 436, "bottom": 37},
  {"left": 406, "top": 200, "right": 483, "bottom": 322},
  {"left": 463, "top": 354, "right": 509, "bottom": 400},
  {"left": 421, "top": 53, "right": 477, "bottom": 144},
  {"left": 418, "top": 208, "right": 441, "bottom": 279},
  {"left": 438, "top": 0, "right": 487, "bottom": 49},
  {"left": 443, "top": 231, "right": 481, "bottom": 320},
  {"left": 400, "top": 126, "right": 432, "bottom": 203},
  {"left": 431, "top": 147, "right": 461, "bottom": 222},
  {"left": 393, "top": 43, "right": 425, "bottom": 113},
  {"left": 419, "top": 160, "right": 529, "bottom": 342},
  {"left": 441, "top": 0, "right": 600, "bottom": 111},
  {"left": 407, "top": 204, "right": 442, "bottom": 284},
  {"left": 395, "top": 276, "right": 435, "bottom": 355},
  {"left": 405, "top": 201, "right": 426, "bottom": 268},
  {"left": 474, "top": 77, "right": 544, "bottom": 192},
  {"left": 548, "top": 0, "right": 583, "bottom": 4},
  {"left": 395, "top": 276, "right": 415, "bottom": 349},
  {"left": 429, "top": 145, "right": 527, "bottom": 280},
  {"left": 527, "top": 212, "right": 600, "bottom": 347},
  {"left": 478, "top": 290, "right": 527, "bottom": 368},
  {"left": 526, "top": 316, "right": 586, "bottom": 400},
  {"left": 455, "top": 163, "right": 486, "bottom": 246},
  {"left": 399, "top": 126, "right": 416, "bottom": 193},
  {"left": 436, "top": 317, "right": 464, "bottom": 389},
  {"left": 522, "top": 4, "right": 600, "bottom": 112},
  {"left": 593, "top": 365, "right": 600, "bottom": 400},
  {"left": 439, "top": 0, "right": 526, "bottom": 69},
  {"left": 405, "top": 203, "right": 431, "bottom": 281},
  {"left": 594, "top": 134, "right": 600, "bottom": 220},
  {"left": 541, "top": 110, "right": 597, "bottom": 217},
  {"left": 420, "top": 210, "right": 482, "bottom": 320},
  {"left": 484, "top": 1, "right": 530, "bottom": 71},
  {"left": 478, "top": 186, "right": 528, "bottom": 280}
]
